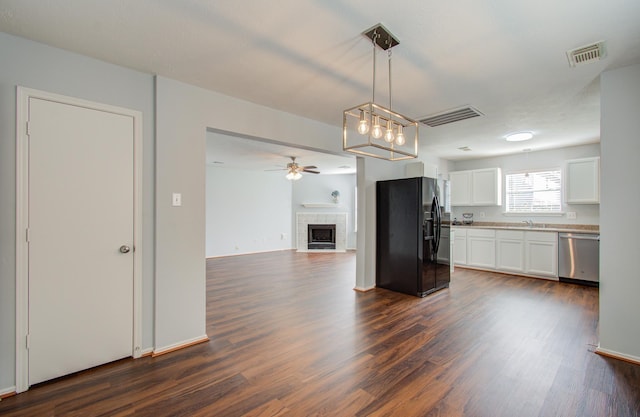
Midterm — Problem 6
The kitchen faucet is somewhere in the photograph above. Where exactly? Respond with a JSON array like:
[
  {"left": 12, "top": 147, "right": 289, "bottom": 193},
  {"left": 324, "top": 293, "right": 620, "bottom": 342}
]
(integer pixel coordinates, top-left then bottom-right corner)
[{"left": 522, "top": 220, "right": 534, "bottom": 227}]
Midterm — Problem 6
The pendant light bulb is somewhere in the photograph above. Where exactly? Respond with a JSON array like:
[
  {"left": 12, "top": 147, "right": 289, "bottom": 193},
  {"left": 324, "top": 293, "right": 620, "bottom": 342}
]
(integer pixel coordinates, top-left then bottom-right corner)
[
  {"left": 395, "top": 124, "right": 406, "bottom": 146},
  {"left": 371, "top": 115, "right": 383, "bottom": 139},
  {"left": 357, "top": 110, "right": 370, "bottom": 135},
  {"left": 384, "top": 120, "right": 395, "bottom": 143}
]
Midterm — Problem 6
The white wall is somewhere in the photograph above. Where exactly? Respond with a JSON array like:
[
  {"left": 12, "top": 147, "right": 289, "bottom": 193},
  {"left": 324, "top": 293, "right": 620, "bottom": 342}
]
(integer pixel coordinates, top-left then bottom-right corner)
[
  {"left": 206, "top": 167, "right": 292, "bottom": 257},
  {"left": 0, "top": 33, "right": 155, "bottom": 392},
  {"left": 292, "top": 174, "right": 357, "bottom": 249},
  {"left": 450, "top": 143, "right": 600, "bottom": 225},
  {"left": 598, "top": 63, "right": 640, "bottom": 362},
  {"left": 155, "top": 76, "right": 406, "bottom": 348}
]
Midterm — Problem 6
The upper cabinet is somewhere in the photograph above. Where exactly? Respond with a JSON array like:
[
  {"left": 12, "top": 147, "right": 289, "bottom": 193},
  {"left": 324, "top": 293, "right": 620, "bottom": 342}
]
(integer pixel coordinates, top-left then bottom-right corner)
[
  {"left": 450, "top": 168, "right": 502, "bottom": 206},
  {"left": 450, "top": 170, "right": 472, "bottom": 206},
  {"left": 566, "top": 157, "right": 600, "bottom": 204}
]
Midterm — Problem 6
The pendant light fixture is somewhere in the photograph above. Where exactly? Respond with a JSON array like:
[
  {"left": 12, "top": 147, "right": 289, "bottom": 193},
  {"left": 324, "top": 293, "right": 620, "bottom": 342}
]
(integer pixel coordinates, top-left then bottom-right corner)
[{"left": 343, "top": 23, "right": 418, "bottom": 161}]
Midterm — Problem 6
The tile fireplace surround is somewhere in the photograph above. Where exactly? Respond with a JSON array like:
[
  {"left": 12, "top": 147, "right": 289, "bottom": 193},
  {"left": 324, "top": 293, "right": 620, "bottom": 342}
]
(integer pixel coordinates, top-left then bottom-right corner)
[{"left": 296, "top": 212, "right": 347, "bottom": 252}]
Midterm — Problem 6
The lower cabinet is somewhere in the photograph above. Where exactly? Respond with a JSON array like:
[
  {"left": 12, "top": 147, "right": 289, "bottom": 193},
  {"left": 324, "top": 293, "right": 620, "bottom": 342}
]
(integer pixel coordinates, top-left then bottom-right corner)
[
  {"left": 496, "top": 230, "right": 525, "bottom": 273},
  {"left": 467, "top": 229, "right": 496, "bottom": 269},
  {"left": 453, "top": 228, "right": 467, "bottom": 265},
  {"left": 453, "top": 227, "right": 558, "bottom": 279},
  {"left": 524, "top": 232, "right": 558, "bottom": 277}
]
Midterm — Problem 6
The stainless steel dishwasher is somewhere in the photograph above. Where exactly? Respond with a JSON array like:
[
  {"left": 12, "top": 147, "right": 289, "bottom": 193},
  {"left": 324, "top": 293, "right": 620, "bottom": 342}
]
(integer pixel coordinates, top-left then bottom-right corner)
[{"left": 558, "top": 232, "right": 600, "bottom": 286}]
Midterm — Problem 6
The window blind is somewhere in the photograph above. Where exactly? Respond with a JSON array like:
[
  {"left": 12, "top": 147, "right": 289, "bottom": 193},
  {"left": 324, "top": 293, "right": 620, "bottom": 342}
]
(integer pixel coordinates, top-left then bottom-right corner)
[{"left": 505, "top": 170, "right": 561, "bottom": 212}]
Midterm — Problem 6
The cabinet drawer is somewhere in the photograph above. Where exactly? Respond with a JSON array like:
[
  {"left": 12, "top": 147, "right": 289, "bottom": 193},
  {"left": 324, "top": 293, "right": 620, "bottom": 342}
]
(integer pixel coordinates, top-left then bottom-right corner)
[
  {"left": 496, "top": 230, "right": 524, "bottom": 240},
  {"left": 525, "top": 231, "right": 557, "bottom": 242},
  {"left": 468, "top": 229, "right": 496, "bottom": 238},
  {"left": 452, "top": 227, "right": 467, "bottom": 237}
]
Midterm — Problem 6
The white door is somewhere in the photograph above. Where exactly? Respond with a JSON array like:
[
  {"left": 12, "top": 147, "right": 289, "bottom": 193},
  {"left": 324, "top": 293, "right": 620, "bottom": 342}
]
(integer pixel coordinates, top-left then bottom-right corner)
[{"left": 27, "top": 97, "right": 135, "bottom": 385}]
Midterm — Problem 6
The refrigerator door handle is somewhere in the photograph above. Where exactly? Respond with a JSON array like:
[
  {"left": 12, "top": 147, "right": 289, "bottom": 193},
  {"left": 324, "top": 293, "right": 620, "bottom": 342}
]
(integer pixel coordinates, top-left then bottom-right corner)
[{"left": 432, "top": 196, "right": 441, "bottom": 255}]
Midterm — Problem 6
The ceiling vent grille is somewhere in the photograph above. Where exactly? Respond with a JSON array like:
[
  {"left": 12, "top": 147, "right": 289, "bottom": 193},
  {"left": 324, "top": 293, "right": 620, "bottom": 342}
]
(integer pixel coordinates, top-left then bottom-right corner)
[
  {"left": 567, "top": 41, "right": 606, "bottom": 67},
  {"left": 418, "top": 106, "right": 483, "bottom": 127}
]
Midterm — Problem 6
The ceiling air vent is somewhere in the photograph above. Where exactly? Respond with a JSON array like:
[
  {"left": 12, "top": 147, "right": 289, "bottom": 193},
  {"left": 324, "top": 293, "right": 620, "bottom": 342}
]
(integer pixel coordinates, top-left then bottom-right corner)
[
  {"left": 567, "top": 41, "right": 606, "bottom": 67},
  {"left": 418, "top": 106, "right": 483, "bottom": 127}
]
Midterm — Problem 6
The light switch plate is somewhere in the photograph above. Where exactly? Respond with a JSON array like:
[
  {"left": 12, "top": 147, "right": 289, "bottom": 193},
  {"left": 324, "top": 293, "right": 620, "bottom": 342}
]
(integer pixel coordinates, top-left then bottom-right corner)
[{"left": 172, "top": 193, "right": 182, "bottom": 207}]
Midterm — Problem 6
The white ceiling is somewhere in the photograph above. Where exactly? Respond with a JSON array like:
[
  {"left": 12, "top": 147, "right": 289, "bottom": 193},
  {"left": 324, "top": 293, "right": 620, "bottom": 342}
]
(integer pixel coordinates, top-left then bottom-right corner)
[{"left": 2, "top": 0, "right": 639, "bottom": 164}]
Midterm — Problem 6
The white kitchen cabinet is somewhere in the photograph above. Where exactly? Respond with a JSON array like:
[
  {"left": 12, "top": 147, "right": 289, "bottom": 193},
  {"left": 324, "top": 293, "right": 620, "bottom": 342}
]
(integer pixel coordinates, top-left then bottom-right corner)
[
  {"left": 450, "top": 168, "right": 502, "bottom": 206},
  {"left": 496, "top": 230, "right": 525, "bottom": 273},
  {"left": 452, "top": 227, "right": 467, "bottom": 265},
  {"left": 467, "top": 229, "right": 496, "bottom": 269},
  {"left": 525, "top": 231, "right": 558, "bottom": 277},
  {"left": 566, "top": 157, "right": 600, "bottom": 204},
  {"left": 452, "top": 227, "right": 558, "bottom": 280},
  {"left": 450, "top": 170, "right": 472, "bottom": 206},
  {"left": 472, "top": 168, "right": 502, "bottom": 206}
]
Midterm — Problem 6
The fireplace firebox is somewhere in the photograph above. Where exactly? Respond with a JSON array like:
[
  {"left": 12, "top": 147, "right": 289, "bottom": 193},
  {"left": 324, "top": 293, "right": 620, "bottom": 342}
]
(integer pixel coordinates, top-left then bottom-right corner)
[{"left": 308, "top": 224, "right": 336, "bottom": 250}]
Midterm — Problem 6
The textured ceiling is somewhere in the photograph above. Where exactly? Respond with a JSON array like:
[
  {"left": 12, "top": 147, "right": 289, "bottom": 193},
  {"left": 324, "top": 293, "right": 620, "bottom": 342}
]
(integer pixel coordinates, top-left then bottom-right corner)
[{"left": 1, "top": 0, "right": 639, "bottom": 162}]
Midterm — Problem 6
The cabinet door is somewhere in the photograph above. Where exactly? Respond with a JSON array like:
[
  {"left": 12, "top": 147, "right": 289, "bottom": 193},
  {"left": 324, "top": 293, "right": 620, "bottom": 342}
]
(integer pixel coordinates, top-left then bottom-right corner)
[
  {"left": 496, "top": 230, "right": 524, "bottom": 273},
  {"left": 468, "top": 237, "right": 496, "bottom": 269},
  {"left": 453, "top": 230, "right": 467, "bottom": 265},
  {"left": 525, "top": 232, "right": 558, "bottom": 277},
  {"left": 566, "top": 157, "right": 600, "bottom": 204},
  {"left": 472, "top": 168, "right": 502, "bottom": 206},
  {"left": 450, "top": 171, "right": 472, "bottom": 206},
  {"left": 496, "top": 239, "right": 525, "bottom": 273}
]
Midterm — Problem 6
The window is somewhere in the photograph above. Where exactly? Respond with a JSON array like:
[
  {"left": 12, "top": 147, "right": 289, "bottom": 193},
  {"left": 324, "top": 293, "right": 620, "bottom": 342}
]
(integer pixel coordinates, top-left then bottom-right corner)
[{"left": 505, "top": 170, "right": 561, "bottom": 213}]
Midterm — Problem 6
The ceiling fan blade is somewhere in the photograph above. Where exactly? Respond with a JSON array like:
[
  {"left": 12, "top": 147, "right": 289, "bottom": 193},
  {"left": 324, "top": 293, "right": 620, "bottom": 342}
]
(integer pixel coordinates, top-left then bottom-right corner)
[
  {"left": 302, "top": 165, "right": 317, "bottom": 170},
  {"left": 303, "top": 169, "right": 320, "bottom": 174}
]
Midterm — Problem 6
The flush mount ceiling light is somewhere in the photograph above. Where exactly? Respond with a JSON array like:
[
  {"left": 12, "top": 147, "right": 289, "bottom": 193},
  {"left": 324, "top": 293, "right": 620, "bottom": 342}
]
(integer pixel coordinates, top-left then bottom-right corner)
[
  {"left": 343, "top": 24, "right": 419, "bottom": 161},
  {"left": 505, "top": 132, "right": 534, "bottom": 142}
]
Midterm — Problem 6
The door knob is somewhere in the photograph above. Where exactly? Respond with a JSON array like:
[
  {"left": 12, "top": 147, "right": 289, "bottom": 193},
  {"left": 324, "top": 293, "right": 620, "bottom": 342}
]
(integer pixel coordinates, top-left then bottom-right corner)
[{"left": 119, "top": 245, "right": 131, "bottom": 254}]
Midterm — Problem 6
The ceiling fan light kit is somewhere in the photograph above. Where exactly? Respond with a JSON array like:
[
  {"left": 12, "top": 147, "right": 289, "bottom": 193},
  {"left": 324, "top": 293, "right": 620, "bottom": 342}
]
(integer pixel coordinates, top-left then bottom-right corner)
[
  {"left": 343, "top": 23, "right": 418, "bottom": 161},
  {"left": 283, "top": 156, "right": 319, "bottom": 180}
]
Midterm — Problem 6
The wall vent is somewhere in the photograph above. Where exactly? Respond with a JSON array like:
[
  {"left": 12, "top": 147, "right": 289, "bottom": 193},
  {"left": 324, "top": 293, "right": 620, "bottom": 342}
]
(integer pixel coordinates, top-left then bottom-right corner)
[
  {"left": 418, "top": 106, "right": 483, "bottom": 127},
  {"left": 567, "top": 41, "right": 606, "bottom": 67}
]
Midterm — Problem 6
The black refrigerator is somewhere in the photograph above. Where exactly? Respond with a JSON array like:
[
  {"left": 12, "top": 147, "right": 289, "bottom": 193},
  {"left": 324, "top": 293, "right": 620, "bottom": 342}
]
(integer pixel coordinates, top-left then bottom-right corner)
[{"left": 376, "top": 177, "right": 450, "bottom": 297}]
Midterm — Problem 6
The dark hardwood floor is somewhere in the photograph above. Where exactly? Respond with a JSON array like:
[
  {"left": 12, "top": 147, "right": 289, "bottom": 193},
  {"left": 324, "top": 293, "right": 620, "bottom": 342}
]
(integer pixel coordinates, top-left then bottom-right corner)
[{"left": 2, "top": 250, "right": 639, "bottom": 416}]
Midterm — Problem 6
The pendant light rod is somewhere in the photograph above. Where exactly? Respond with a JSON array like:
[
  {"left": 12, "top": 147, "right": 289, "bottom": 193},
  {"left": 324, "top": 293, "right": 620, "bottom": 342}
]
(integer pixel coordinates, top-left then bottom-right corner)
[
  {"left": 388, "top": 47, "right": 392, "bottom": 111},
  {"left": 371, "top": 30, "right": 378, "bottom": 104}
]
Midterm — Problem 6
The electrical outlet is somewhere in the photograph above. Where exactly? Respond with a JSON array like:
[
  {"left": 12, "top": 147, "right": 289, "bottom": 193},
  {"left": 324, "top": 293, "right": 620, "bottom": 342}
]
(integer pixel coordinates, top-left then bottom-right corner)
[
  {"left": 172, "top": 193, "right": 182, "bottom": 207},
  {"left": 566, "top": 212, "right": 577, "bottom": 220},
  {"left": 479, "top": 212, "right": 485, "bottom": 218},
  {"left": 281, "top": 233, "right": 287, "bottom": 240}
]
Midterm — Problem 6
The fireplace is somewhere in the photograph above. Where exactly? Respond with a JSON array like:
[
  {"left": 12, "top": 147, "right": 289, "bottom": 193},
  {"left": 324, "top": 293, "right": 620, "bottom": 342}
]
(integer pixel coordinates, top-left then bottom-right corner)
[
  {"left": 307, "top": 224, "right": 336, "bottom": 250},
  {"left": 296, "top": 213, "right": 347, "bottom": 252}
]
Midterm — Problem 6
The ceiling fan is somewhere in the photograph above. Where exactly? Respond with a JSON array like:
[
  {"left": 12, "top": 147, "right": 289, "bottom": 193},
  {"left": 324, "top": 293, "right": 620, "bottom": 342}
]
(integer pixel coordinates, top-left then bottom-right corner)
[{"left": 268, "top": 156, "right": 320, "bottom": 180}]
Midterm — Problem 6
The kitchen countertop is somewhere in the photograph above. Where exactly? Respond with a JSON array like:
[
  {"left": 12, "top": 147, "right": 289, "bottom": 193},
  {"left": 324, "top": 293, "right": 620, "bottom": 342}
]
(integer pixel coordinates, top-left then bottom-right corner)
[{"left": 447, "top": 221, "right": 599, "bottom": 234}]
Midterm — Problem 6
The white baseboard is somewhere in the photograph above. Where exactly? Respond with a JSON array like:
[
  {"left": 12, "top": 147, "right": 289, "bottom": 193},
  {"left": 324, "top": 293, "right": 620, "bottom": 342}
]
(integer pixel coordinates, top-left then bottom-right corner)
[
  {"left": 140, "top": 347, "right": 154, "bottom": 357},
  {"left": 0, "top": 385, "right": 16, "bottom": 399},
  {"left": 297, "top": 249, "right": 347, "bottom": 253},
  {"left": 152, "top": 334, "right": 209, "bottom": 357},
  {"left": 206, "top": 248, "right": 293, "bottom": 259},
  {"left": 595, "top": 346, "right": 640, "bottom": 365}
]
